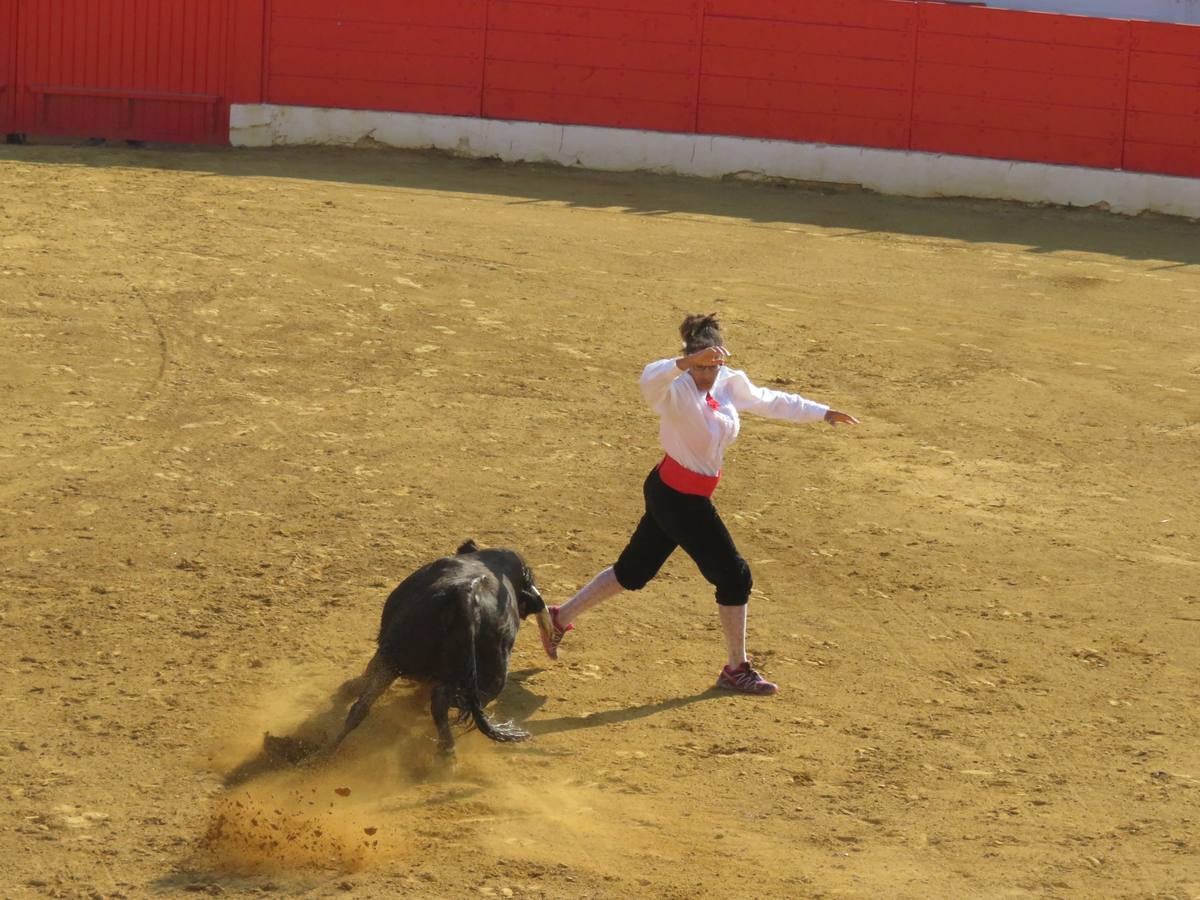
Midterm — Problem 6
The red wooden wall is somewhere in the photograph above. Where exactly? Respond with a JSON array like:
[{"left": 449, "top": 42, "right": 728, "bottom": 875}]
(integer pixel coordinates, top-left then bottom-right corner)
[
  {"left": 258, "top": 0, "right": 1200, "bottom": 176},
  {"left": 482, "top": 0, "right": 702, "bottom": 132},
  {"left": 912, "top": 4, "right": 1130, "bottom": 168},
  {"left": 265, "top": 0, "right": 485, "bottom": 117},
  {"left": 3, "top": 1, "right": 1199, "bottom": 178},
  {"left": 0, "top": 0, "right": 16, "bottom": 133},
  {"left": 9, "top": 0, "right": 233, "bottom": 144},
  {"left": 227, "top": 0, "right": 268, "bottom": 107},
  {"left": 698, "top": 0, "right": 917, "bottom": 150},
  {"left": 1125, "top": 20, "right": 1200, "bottom": 177}
]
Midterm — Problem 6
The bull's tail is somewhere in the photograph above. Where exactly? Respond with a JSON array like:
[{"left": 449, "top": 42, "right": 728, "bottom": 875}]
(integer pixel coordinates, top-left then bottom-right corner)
[{"left": 457, "top": 576, "right": 529, "bottom": 744}]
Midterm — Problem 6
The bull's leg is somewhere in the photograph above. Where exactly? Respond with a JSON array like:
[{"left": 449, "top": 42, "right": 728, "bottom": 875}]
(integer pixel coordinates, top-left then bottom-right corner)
[
  {"left": 333, "top": 674, "right": 367, "bottom": 704},
  {"left": 431, "top": 684, "right": 456, "bottom": 757},
  {"left": 326, "top": 654, "right": 395, "bottom": 754}
]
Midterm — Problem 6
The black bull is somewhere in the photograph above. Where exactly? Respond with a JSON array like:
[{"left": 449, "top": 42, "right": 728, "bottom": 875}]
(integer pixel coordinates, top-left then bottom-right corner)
[{"left": 328, "top": 539, "right": 554, "bottom": 756}]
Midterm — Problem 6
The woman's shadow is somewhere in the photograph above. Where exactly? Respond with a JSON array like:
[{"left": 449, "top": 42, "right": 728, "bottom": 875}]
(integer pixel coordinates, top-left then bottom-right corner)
[{"left": 494, "top": 668, "right": 725, "bottom": 740}]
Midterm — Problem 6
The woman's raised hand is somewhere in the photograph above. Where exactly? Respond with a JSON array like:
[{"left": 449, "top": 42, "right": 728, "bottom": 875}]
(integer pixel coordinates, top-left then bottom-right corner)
[{"left": 682, "top": 345, "right": 731, "bottom": 370}]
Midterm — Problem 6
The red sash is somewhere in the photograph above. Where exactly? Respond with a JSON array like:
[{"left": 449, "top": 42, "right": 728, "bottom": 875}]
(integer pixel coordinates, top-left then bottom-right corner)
[{"left": 658, "top": 454, "right": 720, "bottom": 498}]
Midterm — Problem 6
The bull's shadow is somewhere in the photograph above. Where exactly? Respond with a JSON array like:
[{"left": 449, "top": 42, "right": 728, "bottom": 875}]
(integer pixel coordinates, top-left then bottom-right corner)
[
  {"left": 221, "top": 674, "right": 377, "bottom": 787},
  {"left": 221, "top": 671, "right": 538, "bottom": 786},
  {"left": 494, "top": 668, "right": 725, "bottom": 739},
  {"left": 222, "top": 677, "right": 480, "bottom": 787},
  {"left": 223, "top": 666, "right": 725, "bottom": 785}
]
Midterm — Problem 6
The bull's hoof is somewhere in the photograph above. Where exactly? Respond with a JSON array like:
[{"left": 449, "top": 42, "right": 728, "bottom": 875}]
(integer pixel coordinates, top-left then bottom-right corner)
[
  {"left": 223, "top": 733, "right": 323, "bottom": 787},
  {"left": 262, "top": 732, "right": 323, "bottom": 764},
  {"left": 432, "top": 746, "right": 458, "bottom": 776}
]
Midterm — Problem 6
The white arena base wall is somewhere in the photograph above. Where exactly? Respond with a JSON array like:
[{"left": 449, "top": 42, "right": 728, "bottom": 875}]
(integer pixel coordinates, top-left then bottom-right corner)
[{"left": 230, "top": 103, "right": 1200, "bottom": 221}]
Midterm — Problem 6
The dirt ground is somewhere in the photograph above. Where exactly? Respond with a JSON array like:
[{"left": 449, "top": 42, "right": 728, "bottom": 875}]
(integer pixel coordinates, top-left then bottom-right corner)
[{"left": 1, "top": 142, "right": 1198, "bottom": 900}]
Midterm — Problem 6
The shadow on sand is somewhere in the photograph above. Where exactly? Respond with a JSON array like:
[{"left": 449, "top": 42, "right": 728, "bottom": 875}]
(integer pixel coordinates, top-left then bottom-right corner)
[
  {"left": 496, "top": 667, "right": 726, "bottom": 738},
  {"left": 219, "top": 674, "right": 368, "bottom": 788},
  {"left": 167, "top": 669, "right": 727, "bottom": 892},
  {"left": 221, "top": 666, "right": 724, "bottom": 784},
  {"left": 2, "top": 140, "right": 1197, "bottom": 267}
]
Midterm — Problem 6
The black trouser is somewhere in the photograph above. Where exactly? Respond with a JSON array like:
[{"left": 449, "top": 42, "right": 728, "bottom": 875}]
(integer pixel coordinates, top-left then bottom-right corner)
[{"left": 612, "top": 465, "right": 752, "bottom": 607}]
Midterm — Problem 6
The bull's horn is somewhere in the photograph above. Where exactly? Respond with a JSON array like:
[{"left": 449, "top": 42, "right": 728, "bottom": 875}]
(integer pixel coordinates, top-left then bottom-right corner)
[{"left": 535, "top": 607, "right": 555, "bottom": 658}]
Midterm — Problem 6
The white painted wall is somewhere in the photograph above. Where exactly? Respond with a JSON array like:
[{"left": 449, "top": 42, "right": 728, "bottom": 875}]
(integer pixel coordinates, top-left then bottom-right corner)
[
  {"left": 230, "top": 103, "right": 1200, "bottom": 220},
  {"left": 962, "top": 0, "right": 1200, "bottom": 24}
]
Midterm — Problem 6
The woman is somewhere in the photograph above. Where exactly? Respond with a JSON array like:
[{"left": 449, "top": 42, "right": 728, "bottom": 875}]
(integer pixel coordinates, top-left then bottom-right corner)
[{"left": 543, "top": 313, "right": 858, "bottom": 695}]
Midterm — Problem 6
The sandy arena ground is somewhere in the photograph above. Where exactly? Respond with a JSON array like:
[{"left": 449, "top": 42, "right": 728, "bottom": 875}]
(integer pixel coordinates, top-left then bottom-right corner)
[{"left": 1, "top": 143, "right": 1198, "bottom": 899}]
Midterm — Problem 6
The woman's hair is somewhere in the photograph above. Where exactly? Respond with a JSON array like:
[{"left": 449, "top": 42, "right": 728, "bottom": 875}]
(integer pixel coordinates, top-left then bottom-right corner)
[{"left": 680, "top": 312, "right": 723, "bottom": 353}]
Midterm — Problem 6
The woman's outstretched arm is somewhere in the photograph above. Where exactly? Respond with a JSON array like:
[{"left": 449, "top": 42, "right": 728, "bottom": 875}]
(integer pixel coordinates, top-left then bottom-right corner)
[{"left": 726, "top": 371, "right": 859, "bottom": 426}]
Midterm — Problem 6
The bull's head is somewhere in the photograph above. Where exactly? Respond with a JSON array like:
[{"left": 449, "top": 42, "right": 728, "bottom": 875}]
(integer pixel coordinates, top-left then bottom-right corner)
[
  {"left": 516, "top": 562, "right": 554, "bottom": 651},
  {"left": 458, "top": 540, "right": 555, "bottom": 649}
]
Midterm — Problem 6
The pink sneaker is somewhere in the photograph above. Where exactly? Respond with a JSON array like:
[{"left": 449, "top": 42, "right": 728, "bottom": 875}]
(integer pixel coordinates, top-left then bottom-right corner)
[
  {"left": 540, "top": 605, "right": 573, "bottom": 660},
  {"left": 716, "top": 661, "right": 778, "bottom": 695}
]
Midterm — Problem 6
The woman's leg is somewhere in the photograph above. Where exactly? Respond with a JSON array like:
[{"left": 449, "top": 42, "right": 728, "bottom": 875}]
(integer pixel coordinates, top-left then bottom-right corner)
[
  {"left": 560, "top": 506, "right": 678, "bottom": 626},
  {"left": 644, "top": 474, "right": 752, "bottom": 609},
  {"left": 718, "top": 603, "right": 748, "bottom": 669},
  {"left": 556, "top": 565, "right": 622, "bottom": 626},
  {"left": 543, "top": 473, "right": 678, "bottom": 658},
  {"left": 644, "top": 474, "right": 775, "bottom": 692}
]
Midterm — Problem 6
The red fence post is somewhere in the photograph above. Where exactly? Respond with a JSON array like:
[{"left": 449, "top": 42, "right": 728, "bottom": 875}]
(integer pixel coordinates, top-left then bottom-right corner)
[
  {"left": 907, "top": 1, "right": 921, "bottom": 152},
  {"left": 1118, "top": 20, "right": 1133, "bottom": 171},
  {"left": 480, "top": 0, "right": 491, "bottom": 119},
  {"left": 692, "top": 0, "right": 707, "bottom": 134},
  {"left": 260, "top": 0, "right": 274, "bottom": 106}
]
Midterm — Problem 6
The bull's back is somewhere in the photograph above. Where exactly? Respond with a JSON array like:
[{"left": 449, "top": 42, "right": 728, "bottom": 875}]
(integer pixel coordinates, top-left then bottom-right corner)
[{"left": 375, "top": 557, "right": 504, "bottom": 681}]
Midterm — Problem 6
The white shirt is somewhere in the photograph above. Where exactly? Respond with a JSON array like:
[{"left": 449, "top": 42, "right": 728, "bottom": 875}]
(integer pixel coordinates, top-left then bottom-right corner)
[{"left": 639, "top": 358, "right": 829, "bottom": 477}]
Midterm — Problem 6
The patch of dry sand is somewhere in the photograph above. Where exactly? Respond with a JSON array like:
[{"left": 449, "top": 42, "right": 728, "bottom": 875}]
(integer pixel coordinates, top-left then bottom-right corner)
[{"left": 1, "top": 144, "right": 1198, "bottom": 899}]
